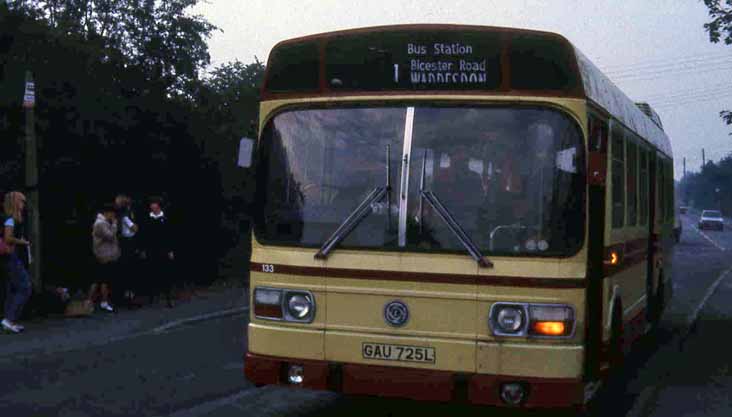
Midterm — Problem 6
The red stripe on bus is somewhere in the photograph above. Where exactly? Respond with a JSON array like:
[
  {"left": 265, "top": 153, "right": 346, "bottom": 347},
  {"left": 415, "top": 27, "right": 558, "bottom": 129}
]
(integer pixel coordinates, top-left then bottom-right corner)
[{"left": 250, "top": 262, "right": 586, "bottom": 289}]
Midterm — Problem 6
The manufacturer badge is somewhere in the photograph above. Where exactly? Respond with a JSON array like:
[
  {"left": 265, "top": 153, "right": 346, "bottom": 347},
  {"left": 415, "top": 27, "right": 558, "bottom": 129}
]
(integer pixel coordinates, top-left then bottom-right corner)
[{"left": 384, "top": 300, "right": 409, "bottom": 327}]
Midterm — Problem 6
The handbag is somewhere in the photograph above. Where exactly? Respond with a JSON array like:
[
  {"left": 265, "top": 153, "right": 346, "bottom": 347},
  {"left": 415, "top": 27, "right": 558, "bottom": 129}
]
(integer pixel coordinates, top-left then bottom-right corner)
[{"left": 64, "top": 299, "right": 94, "bottom": 317}]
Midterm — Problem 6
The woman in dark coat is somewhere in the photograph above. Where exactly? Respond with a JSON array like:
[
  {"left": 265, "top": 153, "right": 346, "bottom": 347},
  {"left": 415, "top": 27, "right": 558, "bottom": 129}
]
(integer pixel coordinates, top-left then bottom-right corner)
[{"left": 140, "top": 197, "right": 176, "bottom": 307}]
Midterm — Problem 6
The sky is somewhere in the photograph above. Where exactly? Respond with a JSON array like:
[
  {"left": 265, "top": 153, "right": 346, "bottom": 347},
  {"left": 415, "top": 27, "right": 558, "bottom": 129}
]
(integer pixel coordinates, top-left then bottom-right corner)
[{"left": 193, "top": 0, "right": 732, "bottom": 179}]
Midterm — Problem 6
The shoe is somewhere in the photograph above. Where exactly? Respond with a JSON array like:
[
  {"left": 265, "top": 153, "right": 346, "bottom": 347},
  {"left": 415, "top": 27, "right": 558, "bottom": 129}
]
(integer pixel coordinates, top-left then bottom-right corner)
[
  {"left": 100, "top": 302, "right": 115, "bottom": 313},
  {"left": 1, "top": 319, "right": 23, "bottom": 333}
]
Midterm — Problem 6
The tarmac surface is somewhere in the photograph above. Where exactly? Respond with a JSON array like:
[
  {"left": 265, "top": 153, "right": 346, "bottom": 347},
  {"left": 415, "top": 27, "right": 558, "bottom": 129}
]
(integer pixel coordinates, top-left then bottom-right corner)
[{"left": 2, "top": 209, "right": 732, "bottom": 416}]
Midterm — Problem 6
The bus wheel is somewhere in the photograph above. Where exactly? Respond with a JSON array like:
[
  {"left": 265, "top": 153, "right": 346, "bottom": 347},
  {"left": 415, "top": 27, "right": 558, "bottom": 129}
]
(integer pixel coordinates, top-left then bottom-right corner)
[
  {"left": 608, "top": 305, "right": 625, "bottom": 387},
  {"left": 650, "top": 274, "right": 665, "bottom": 331},
  {"left": 583, "top": 307, "right": 624, "bottom": 417}
]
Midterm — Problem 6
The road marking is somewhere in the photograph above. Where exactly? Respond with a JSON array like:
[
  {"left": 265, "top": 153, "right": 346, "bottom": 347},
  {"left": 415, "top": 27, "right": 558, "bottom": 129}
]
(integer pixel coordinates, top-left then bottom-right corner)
[
  {"left": 686, "top": 266, "right": 732, "bottom": 334},
  {"left": 153, "top": 306, "right": 249, "bottom": 333},
  {"left": 693, "top": 227, "right": 726, "bottom": 251},
  {"left": 627, "top": 265, "right": 732, "bottom": 417},
  {"left": 160, "top": 387, "right": 273, "bottom": 417},
  {"left": 626, "top": 386, "right": 660, "bottom": 417},
  {"left": 2, "top": 305, "right": 251, "bottom": 360}
]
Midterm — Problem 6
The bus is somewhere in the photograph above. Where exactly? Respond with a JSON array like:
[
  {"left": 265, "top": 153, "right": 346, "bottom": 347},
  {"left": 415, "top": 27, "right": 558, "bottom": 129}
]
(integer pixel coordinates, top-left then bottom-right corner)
[{"left": 244, "top": 24, "right": 675, "bottom": 410}]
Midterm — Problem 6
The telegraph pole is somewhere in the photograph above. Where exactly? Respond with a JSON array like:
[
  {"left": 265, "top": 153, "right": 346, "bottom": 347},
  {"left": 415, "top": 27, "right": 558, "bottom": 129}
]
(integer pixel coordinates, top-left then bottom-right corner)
[
  {"left": 683, "top": 157, "right": 686, "bottom": 178},
  {"left": 23, "top": 70, "right": 42, "bottom": 291},
  {"left": 702, "top": 148, "right": 706, "bottom": 168}
]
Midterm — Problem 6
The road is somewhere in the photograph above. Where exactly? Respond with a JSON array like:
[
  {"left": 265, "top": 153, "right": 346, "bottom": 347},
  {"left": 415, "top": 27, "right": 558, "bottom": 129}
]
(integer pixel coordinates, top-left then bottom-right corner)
[{"left": 2, "top": 210, "right": 731, "bottom": 417}]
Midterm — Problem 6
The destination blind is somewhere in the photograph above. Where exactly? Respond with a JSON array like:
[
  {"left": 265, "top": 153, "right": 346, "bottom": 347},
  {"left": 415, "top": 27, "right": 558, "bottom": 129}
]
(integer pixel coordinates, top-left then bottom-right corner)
[{"left": 325, "top": 30, "right": 502, "bottom": 91}]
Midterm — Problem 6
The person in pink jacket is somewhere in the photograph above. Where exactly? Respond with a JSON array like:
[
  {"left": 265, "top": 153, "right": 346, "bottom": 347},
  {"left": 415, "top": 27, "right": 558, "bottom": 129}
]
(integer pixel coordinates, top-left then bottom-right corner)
[{"left": 90, "top": 204, "right": 121, "bottom": 312}]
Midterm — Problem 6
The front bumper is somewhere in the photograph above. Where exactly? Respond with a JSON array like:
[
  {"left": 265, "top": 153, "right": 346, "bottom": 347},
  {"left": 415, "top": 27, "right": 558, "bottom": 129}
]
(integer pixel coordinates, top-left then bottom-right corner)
[
  {"left": 244, "top": 352, "right": 584, "bottom": 408},
  {"left": 700, "top": 221, "right": 723, "bottom": 229}
]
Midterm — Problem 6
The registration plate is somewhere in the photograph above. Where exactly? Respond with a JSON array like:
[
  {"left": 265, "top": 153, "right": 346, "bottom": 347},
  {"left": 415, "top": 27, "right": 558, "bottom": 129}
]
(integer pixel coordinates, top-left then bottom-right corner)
[{"left": 362, "top": 342, "right": 436, "bottom": 364}]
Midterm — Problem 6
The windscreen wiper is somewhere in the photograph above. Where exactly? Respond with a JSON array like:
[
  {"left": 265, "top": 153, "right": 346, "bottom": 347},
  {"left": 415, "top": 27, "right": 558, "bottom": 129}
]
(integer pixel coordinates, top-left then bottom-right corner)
[
  {"left": 315, "top": 145, "right": 392, "bottom": 260},
  {"left": 418, "top": 151, "right": 493, "bottom": 268}
]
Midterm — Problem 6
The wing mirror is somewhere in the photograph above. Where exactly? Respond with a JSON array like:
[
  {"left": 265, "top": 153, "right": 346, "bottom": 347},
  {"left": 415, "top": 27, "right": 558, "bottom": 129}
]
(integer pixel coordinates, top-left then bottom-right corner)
[{"left": 238, "top": 136, "right": 254, "bottom": 168}]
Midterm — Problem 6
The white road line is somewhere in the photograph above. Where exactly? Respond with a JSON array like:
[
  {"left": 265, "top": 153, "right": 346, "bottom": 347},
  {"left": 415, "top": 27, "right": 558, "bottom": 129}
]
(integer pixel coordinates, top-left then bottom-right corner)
[
  {"left": 1, "top": 306, "right": 251, "bottom": 360},
  {"left": 152, "top": 306, "right": 249, "bottom": 333},
  {"left": 693, "top": 227, "right": 726, "bottom": 251},
  {"left": 161, "top": 387, "right": 274, "bottom": 417},
  {"left": 686, "top": 266, "right": 732, "bottom": 330},
  {"left": 627, "top": 266, "right": 732, "bottom": 417}
]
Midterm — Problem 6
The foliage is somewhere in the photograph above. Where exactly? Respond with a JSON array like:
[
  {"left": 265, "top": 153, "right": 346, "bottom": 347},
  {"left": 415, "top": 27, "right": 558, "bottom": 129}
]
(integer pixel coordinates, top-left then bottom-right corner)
[
  {"left": 192, "top": 59, "right": 265, "bottom": 229},
  {"left": 0, "top": 2, "right": 263, "bottom": 286},
  {"left": 702, "top": 0, "right": 732, "bottom": 128},
  {"left": 703, "top": 0, "right": 732, "bottom": 45},
  {"left": 7, "top": 0, "right": 217, "bottom": 97},
  {"left": 679, "top": 155, "right": 732, "bottom": 215}
]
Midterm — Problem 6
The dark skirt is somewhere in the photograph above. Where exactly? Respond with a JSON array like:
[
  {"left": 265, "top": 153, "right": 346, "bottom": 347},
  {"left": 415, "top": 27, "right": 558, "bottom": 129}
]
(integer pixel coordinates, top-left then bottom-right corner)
[{"left": 144, "top": 254, "right": 175, "bottom": 296}]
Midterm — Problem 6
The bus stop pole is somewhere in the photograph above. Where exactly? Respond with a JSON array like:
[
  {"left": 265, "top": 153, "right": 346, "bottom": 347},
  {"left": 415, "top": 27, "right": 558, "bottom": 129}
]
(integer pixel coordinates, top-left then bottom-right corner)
[{"left": 24, "top": 70, "right": 42, "bottom": 291}]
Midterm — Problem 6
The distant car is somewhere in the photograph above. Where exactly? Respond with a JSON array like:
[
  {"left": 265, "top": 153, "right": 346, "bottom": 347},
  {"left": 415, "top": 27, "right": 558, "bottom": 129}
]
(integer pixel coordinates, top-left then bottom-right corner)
[
  {"left": 679, "top": 206, "right": 688, "bottom": 214},
  {"left": 699, "top": 210, "right": 724, "bottom": 231}
]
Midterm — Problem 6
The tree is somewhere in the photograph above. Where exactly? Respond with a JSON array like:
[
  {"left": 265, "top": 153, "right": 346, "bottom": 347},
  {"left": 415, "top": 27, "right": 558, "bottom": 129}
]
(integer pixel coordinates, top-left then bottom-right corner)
[
  {"left": 192, "top": 59, "right": 265, "bottom": 216},
  {"left": 201, "top": 59, "right": 265, "bottom": 136},
  {"left": 7, "top": 0, "right": 217, "bottom": 97},
  {"left": 1, "top": 3, "right": 227, "bottom": 287},
  {"left": 702, "top": 0, "right": 732, "bottom": 130}
]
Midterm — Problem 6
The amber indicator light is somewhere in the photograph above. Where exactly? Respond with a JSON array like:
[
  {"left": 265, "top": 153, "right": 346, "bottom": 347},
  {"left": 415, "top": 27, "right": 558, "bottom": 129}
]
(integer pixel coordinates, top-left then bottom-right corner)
[{"left": 532, "top": 321, "right": 566, "bottom": 336}]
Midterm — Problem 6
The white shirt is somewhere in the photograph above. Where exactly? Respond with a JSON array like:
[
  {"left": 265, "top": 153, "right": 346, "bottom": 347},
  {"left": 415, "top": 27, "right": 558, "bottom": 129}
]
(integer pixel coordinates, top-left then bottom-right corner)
[{"left": 121, "top": 216, "right": 136, "bottom": 238}]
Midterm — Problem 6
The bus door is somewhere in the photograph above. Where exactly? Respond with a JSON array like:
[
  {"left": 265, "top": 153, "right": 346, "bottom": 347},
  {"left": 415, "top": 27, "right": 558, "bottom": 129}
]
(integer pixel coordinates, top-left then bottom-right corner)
[{"left": 646, "top": 151, "right": 657, "bottom": 323}]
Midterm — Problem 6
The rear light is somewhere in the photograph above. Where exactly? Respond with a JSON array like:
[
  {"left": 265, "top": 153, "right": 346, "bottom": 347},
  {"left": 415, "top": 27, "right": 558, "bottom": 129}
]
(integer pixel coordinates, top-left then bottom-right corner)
[
  {"left": 253, "top": 287, "right": 316, "bottom": 323},
  {"left": 490, "top": 303, "right": 575, "bottom": 338},
  {"left": 254, "top": 287, "right": 283, "bottom": 319}
]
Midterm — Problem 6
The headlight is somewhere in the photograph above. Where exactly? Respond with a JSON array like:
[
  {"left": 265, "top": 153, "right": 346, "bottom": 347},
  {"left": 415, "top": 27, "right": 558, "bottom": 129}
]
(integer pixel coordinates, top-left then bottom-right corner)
[
  {"left": 287, "top": 294, "right": 312, "bottom": 319},
  {"left": 491, "top": 304, "right": 526, "bottom": 335},
  {"left": 284, "top": 291, "right": 315, "bottom": 322},
  {"left": 490, "top": 303, "right": 575, "bottom": 337}
]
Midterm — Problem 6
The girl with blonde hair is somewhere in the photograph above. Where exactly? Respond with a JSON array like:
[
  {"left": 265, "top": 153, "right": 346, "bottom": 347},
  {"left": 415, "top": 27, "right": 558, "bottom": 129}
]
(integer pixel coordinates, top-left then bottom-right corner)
[{"left": 2, "top": 191, "right": 32, "bottom": 333}]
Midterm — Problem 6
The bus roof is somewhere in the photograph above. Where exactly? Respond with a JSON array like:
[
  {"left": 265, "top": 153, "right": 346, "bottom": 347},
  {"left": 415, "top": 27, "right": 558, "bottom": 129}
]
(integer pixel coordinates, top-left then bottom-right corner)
[
  {"left": 262, "top": 24, "right": 672, "bottom": 158},
  {"left": 573, "top": 48, "right": 672, "bottom": 157}
]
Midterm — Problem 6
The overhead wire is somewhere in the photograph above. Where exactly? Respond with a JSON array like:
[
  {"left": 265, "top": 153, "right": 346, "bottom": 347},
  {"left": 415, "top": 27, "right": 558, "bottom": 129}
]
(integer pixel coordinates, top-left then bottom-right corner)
[
  {"left": 597, "top": 51, "right": 732, "bottom": 72},
  {"left": 651, "top": 86, "right": 732, "bottom": 103},
  {"left": 638, "top": 82, "right": 732, "bottom": 102},
  {"left": 603, "top": 55, "right": 732, "bottom": 77},
  {"left": 649, "top": 89, "right": 732, "bottom": 106},
  {"left": 611, "top": 63, "right": 732, "bottom": 82}
]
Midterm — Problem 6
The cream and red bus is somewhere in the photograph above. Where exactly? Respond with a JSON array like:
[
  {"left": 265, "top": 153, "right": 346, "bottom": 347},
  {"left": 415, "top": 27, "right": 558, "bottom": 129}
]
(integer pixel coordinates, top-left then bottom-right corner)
[{"left": 244, "top": 24, "right": 675, "bottom": 409}]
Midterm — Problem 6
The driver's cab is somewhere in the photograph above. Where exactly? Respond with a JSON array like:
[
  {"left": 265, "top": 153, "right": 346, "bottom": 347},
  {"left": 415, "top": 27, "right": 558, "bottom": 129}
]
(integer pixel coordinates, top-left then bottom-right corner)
[{"left": 409, "top": 119, "right": 564, "bottom": 254}]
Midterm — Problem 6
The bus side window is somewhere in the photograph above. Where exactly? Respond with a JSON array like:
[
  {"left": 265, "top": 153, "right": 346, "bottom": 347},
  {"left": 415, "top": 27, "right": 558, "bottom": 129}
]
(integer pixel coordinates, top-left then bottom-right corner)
[
  {"left": 639, "top": 148, "right": 649, "bottom": 225},
  {"left": 626, "top": 138, "right": 638, "bottom": 227},
  {"left": 667, "top": 162, "right": 674, "bottom": 223},
  {"left": 611, "top": 126, "right": 625, "bottom": 229},
  {"left": 657, "top": 159, "right": 665, "bottom": 224}
]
